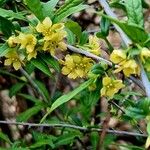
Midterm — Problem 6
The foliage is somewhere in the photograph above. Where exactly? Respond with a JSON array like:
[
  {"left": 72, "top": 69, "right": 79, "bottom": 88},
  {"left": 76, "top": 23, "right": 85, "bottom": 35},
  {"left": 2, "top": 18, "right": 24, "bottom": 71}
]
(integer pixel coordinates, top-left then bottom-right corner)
[{"left": 0, "top": 0, "right": 150, "bottom": 149}]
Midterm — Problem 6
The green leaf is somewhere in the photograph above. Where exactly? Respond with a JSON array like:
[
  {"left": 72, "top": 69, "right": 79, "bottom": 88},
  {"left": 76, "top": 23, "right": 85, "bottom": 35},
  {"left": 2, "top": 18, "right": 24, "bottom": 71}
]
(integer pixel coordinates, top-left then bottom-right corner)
[
  {"left": 110, "top": 0, "right": 126, "bottom": 11},
  {"left": 100, "top": 16, "right": 110, "bottom": 36},
  {"left": 9, "top": 82, "right": 26, "bottom": 97},
  {"left": 66, "top": 28, "right": 76, "bottom": 45},
  {"left": 65, "top": 20, "right": 82, "bottom": 42},
  {"left": 40, "top": 79, "right": 93, "bottom": 122},
  {"left": 54, "top": 4, "right": 88, "bottom": 22},
  {"left": 40, "top": 53, "right": 60, "bottom": 72},
  {"left": 17, "top": 93, "right": 41, "bottom": 103},
  {"left": 31, "top": 57, "right": 52, "bottom": 77},
  {"left": 29, "top": 139, "right": 54, "bottom": 149},
  {"left": 25, "top": 0, "right": 45, "bottom": 21},
  {"left": 79, "top": 31, "right": 88, "bottom": 45},
  {"left": 54, "top": 132, "right": 81, "bottom": 148},
  {"left": 0, "top": 16, "right": 15, "bottom": 37},
  {"left": 0, "top": 8, "right": 26, "bottom": 20},
  {"left": 0, "top": 43, "right": 9, "bottom": 57},
  {"left": 0, "top": 0, "right": 7, "bottom": 7},
  {"left": 50, "top": 79, "right": 93, "bottom": 111},
  {"left": 99, "top": 13, "right": 148, "bottom": 43},
  {"left": 125, "top": 0, "right": 144, "bottom": 27},
  {"left": 90, "top": 132, "right": 99, "bottom": 150},
  {"left": 24, "top": 62, "right": 35, "bottom": 75},
  {"left": 34, "top": 80, "right": 50, "bottom": 101},
  {"left": 41, "top": 0, "right": 59, "bottom": 19},
  {"left": 56, "top": 0, "right": 83, "bottom": 15},
  {"left": 0, "top": 132, "right": 12, "bottom": 144},
  {"left": 17, "top": 104, "right": 45, "bottom": 122},
  {"left": 125, "top": 107, "right": 145, "bottom": 119},
  {"left": 42, "top": 0, "right": 59, "bottom": 10}
]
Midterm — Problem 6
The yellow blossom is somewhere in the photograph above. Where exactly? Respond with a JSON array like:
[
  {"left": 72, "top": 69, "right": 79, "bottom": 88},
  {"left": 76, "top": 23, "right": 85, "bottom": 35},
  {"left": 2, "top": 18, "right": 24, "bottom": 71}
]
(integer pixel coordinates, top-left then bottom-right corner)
[
  {"left": 36, "top": 17, "right": 66, "bottom": 41},
  {"left": 16, "top": 33, "right": 37, "bottom": 60},
  {"left": 7, "top": 36, "right": 18, "bottom": 47},
  {"left": 43, "top": 34, "right": 67, "bottom": 55},
  {"left": 82, "top": 35, "right": 101, "bottom": 56},
  {"left": 18, "top": 33, "right": 37, "bottom": 53},
  {"left": 61, "top": 54, "right": 94, "bottom": 79},
  {"left": 110, "top": 50, "right": 126, "bottom": 64},
  {"left": 114, "top": 59, "right": 140, "bottom": 77},
  {"left": 101, "top": 76, "right": 125, "bottom": 98},
  {"left": 27, "top": 50, "right": 37, "bottom": 61},
  {"left": 4, "top": 51, "right": 22, "bottom": 70},
  {"left": 140, "top": 47, "right": 150, "bottom": 63},
  {"left": 36, "top": 17, "right": 67, "bottom": 54}
]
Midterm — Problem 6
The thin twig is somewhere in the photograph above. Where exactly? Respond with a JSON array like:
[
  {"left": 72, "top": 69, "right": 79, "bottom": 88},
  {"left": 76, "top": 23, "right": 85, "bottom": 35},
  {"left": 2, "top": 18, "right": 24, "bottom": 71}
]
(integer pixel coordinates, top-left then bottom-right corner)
[
  {"left": 20, "top": 67, "right": 48, "bottom": 102},
  {"left": 98, "top": 0, "right": 150, "bottom": 97},
  {"left": 109, "top": 101, "right": 125, "bottom": 113},
  {"left": 67, "top": 45, "right": 113, "bottom": 66},
  {"left": 0, "top": 120, "right": 147, "bottom": 137},
  {"left": 98, "top": 0, "right": 131, "bottom": 46}
]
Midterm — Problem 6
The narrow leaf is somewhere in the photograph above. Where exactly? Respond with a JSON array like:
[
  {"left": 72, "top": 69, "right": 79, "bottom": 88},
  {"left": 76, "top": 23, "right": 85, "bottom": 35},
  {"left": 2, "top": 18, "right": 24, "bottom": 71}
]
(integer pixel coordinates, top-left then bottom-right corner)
[
  {"left": 31, "top": 57, "right": 52, "bottom": 77},
  {"left": 34, "top": 80, "right": 50, "bottom": 101},
  {"left": 17, "top": 93, "right": 41, "bottom": 103},
  {"left": 17, "top": 104, "right": 45, "bottom": 122},
  {"left": 0, "top": 43, "right": 9, "bottom": 57},
  {"left": 29, "top": 139, "right": 54, "bottom": 149},
  {"left": 9, "top": 82, "right": 25, "bottom": 97},
  {"left": 25, "top": 0, "right": 45, "bottom": 21},
  {"left": 0, "top": 8, "right": 26, "bottom": 20},
  {"left": 54, "top": 4, "right": 88, "bottom": 22},
  {"left": 41, "top": 79, "right": 93, "bottom": 122},
  {"left": 65, "top": 20, "right": 82, "bottom": 41},
  {"left": 0, "top": 132, "right": 12, "bottom": 144},
  {"left": 40, "top": 53, "right": 60, "bottom": 72},
  {"left": 0, "top": 16, "right": 15, "bottom": 37}
]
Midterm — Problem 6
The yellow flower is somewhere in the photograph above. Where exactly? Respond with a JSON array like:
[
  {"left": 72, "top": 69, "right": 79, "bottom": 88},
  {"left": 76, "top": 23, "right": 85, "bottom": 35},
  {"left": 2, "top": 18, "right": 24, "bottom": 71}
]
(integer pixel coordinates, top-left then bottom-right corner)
[
  {"left": 101, "top": 76, "right": 124, "bottom": 98},
  {"left": 36, "top": 17, "right": 67, "bottom": 54},
  {"left": 140, "top": 47, "right": 150, "bottom": 63},
  {"left": 61, "top": 54, "right": 94, "bottom": 79},
  {"left": 36, "top": 17, "right": 66, "bottom": 41},
  {"left": 7, "top": 36, "right": 18, "bottom": 47},
  {"left": 4, "top": 51, "right": 22, "bottom": 70},
  {"left": 18, "top": 33, "right": 37, "bottom": 53},
  {"left": 27, "top": 50, "right": 37, "bottom": 61},
  {"left": 110, "top": 50, "right": 126, "bottom": 64},
  {"left": 114, "top": 59, "right": 140, "bottom": 77},
  {"left": 16, "top": 33, "right": 37, "bottom": 60},
  {"left": 82, "top": 35, "right": 101, "bottom": 55},
  {"left": 42, "top": 33, "right": 67, "bottom": 55}
]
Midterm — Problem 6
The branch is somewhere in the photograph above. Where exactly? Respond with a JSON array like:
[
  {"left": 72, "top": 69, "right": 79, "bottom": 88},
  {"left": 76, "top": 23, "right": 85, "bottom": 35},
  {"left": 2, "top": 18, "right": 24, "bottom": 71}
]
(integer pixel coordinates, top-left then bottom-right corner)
[
  {"left": 98, "top": 0, "right": 131, "bottom": 46},
  {"left": 0, "top": 120, "right": 147, "bottom": 137},
  {"left": 20, "top": 67, "right": 48, "bottom": 102},
  {"left": 67, "top": 45, "right": 113, "bottom": 66},
  {"left": 98, "top": 0, "right": 150, "bottom": 97}
]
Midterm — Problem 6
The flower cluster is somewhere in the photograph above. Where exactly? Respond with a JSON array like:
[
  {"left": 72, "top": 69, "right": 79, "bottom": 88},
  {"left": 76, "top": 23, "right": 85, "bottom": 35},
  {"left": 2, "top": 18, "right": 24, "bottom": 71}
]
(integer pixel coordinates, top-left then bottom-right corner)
[
  {"left": 61, "top": 54, "right": 94, "bottom": 79},
  {"left": 110, "top": 50, "right": 140, "bottom": 77},
  {"left": 36, "top": 17, "right": 67, "bottom": 55},
  {"left": 101, "top": 76, "right": 125, "bottom": 98},
  {"left": 4, "top": 17, "right": 67, "bottom": 70}
]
